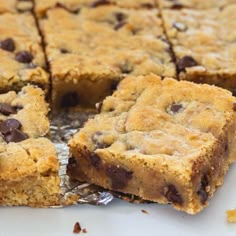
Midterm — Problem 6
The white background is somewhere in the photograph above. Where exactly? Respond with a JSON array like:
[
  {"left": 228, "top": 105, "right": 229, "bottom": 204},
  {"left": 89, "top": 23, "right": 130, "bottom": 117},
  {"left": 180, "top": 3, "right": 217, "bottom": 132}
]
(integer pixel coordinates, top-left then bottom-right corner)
[{"left": 0, "top": 164, "right": 235, "bottom": 236}]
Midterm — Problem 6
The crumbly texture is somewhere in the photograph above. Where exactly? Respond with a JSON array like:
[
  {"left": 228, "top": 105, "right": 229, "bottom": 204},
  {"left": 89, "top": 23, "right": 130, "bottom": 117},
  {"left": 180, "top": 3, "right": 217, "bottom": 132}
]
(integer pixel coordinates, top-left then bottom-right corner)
[
  {"left": 226, "top": 209, "right": 236, "bottom": 223},
  {"left": 0, "top": 86, "right": 60, "bottom": 207},
  {"left": 158, "top": 0, "right": 235, "bottom": 9},
  {"left": 68, "top": 74, "right": 236, "bottom": 214},
  {"left": 0, "top": 12, "right": 49, "bottom": 93},
  {"left": 162, "top": 5, "right": 236, "bottom": 91},
  {"left": 35, "top": 0, "right": 157, "bottom": 17},
  {"left": 0, "top": 0, "right": 33, "bottom": 13},
  {"left": 40, "top": 6, "right": 175, "bottom": 109}
]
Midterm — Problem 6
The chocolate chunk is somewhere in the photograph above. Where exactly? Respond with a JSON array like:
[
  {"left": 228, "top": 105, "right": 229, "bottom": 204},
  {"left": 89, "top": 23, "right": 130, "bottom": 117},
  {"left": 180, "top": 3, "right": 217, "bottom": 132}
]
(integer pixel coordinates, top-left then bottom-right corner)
[
  {"left": 15, "top": 51, "right": 34, "bottom": 63},
  {"left": 233, "top": 102, "right": 236, "bottom": 111},
  {"left": 114, "top": 12, "right": 127, "bottom": 22},
  {"left": 0, "top": 38, "right": 15, "bottom": 52},
  {"left": 170, "top": 103, "right": 183, "bottom": 113},
  {"left": 173, "top": 22, "right": 188, "bottom": 32},
  {"left": 197, "top": 175, "right": 209, "bottom": 204},
  {"left": 165, "top": 184, "right": 183, "bottom": 205},
  {"left": 73, "top": 222, "right": 81, "bottom": 234},
  {"left": 0, "top": 119, "right": 21, "bottom": 134},
  {"left": 92, "top": 131, "right": 110, "bottom": 149},
  {"left": 177, "top": 56, "right": 198, "bottom": 72},
  {"left": 60, "top": 92, "right": 79, "bottom": 108},
  {"left": 90, "top": 0, "right": 110, "bottom": 8},
  {"left": 4, "top": 129, "right": 28, "bottom": 143},
  {"left": 89, "top": 152, "right": 101, "bottom": 169},
  {"left": 141, "top": 3, "right": 154, "bottom": 8},
  {"left": 67, "top": 156, "right": 78, "bottom": 174},
  {"left": 171, "top": 3, "right": 184, "bottom": 9},
  {"left": 110, "top": 80, "right": 119, "bottom": 91},
  {"left": 60, "top": 48, "right": 69, "bottom": 54},
  {"left": 114, "top": 21, "right": 126, "bottom": 31},
  {"left": 106, "top": 165, "right": 133, "bottom": 189},
  {"left": 0, "top": 103, "right": 16, "bottom": 115},
  {"left": 119, "top": 61, "right": 133, "bottom": 74}
]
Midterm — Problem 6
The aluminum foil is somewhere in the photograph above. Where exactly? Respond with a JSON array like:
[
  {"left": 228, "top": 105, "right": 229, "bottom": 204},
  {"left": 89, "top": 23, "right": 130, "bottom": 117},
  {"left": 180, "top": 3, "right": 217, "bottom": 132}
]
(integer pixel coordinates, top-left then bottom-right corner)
[{"left": 50, "top": 112, "right": 114, "bottom": 206}]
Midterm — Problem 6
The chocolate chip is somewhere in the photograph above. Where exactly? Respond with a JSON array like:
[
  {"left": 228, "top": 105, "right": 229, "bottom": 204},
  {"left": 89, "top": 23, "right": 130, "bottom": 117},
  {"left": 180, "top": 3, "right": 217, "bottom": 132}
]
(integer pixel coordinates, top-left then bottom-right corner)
[
  {"left": 90, "top": 0, "right": 110, "bottom": 8},
  {"left": 119, "top": 61, "right": 133, "bottom": 74},
  {"left": 177, "top": 56, "right": 198, "bottom": 72},
  {"left": 114, "top": 21, "right": 127, "bottom": 31},
  {"left": 60, "top": 48, "right": 69, "bottom": 54},
  {"left": 92, "top": 131, "right": 110, "bottom": 149},
  {"left": 15, "top": 51, "right": 34, "bottom": 63},
  {"left": 197, "top": 175, "right": 209, "bottom": 204},
  {"left": 89, "top": 152, "right": 101, "bottom": 169},
  {"left": 0, "top": 118, "right": 21, "bottom": 134},
  {"left": 4, "top": 129, "right": 28, "bottom": 143},
  {"left": 60, "top": 92, "right": 79, "bottom": 108},
  {"left": 232, "top": 89, "right": 236, "bottom": 97},
  {"left": 114, "top": 12, "right": 127, "bottom": 22},
  {"left": 233, "top": 102, "right": 236, "bottom": 111},
  {"left": 173, "top": 22, "right": 188, "bottom": 32},
  {"left": 0, "top": 38, "right": 15, "bottom": 52},
  {"left": 67, "top": 156, "right": 78, "bottom": 174},
  {"left": 170, "top": 103, "right": 183, "bottom": 113},
  {"left": 106, "top": 165, "right": 133, "bottom": 189},
  {"left": 141, "top": 3, "right": 154, "bottom": 8},
  {"left": 0, "top": 103, "right": 16, "bottom": 115},
  {"left": 73, "top": 222, "right": 81, "bottom": 234},
  {"left": 110, "top": 80, "right": 119, "bottom": 91},
  {"left": 165, "top": 184, "right": 183, "bottom": 205}
]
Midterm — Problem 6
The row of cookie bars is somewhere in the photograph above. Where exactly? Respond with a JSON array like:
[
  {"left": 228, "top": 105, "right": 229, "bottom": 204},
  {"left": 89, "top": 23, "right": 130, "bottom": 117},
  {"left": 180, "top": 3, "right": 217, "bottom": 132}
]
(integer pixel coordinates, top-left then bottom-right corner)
[{"left": 0, "top": 1, "right": 235, "bottom": 110}]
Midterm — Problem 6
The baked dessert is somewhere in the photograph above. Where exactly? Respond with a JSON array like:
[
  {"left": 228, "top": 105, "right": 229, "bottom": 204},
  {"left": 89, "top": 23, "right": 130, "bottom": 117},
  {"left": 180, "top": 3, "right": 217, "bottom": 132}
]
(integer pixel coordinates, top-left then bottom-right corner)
[
  {"left": 0, "top": 85, "right": 60, "bottom": 207},
  {"left": 0, "top": 12, "right": 49, "bottom": 93},
  {"left": 158, "top": 0, "right": 235, "bottom": 9},
  {"left": 67, "top": 74, "right": 236, "bottom": 214},
  {"left": 34, "top": 0, "right": 157, "bottom": 18},
  {"left": 39, "top": 6, "right": 175, "bottom": 109},
  {"left": 0, "top": 0, "right": 33, "bottom": 13},
  {"left": 162, "top": 5, "right": 236, "bottom": 91}
]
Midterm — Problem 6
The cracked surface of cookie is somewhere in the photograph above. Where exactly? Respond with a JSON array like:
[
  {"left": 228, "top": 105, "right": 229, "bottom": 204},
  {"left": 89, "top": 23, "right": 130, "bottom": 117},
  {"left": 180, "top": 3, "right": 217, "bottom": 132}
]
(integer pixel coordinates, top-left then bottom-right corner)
[
  {"left": 162, "top": 5, "right": 236, "bottom": 91},
  {"left": 68, "top": 74, "right": 236, "bottom": 214},
  {"left": 0, "top": 85, "right": 60, "bottom": 207},
  {"left": 40, "top": 6, "right": 175, "bottom": 109},
  {"left": 0, "top": 12, "right": 49, "bottom": 93}
]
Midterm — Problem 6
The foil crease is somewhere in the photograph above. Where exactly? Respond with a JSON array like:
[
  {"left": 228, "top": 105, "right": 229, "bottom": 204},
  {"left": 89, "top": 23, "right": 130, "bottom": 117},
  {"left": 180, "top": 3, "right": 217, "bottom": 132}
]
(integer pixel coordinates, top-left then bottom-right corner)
[{"left": 51, "top": 112, "right": 114, "bottom": 206}]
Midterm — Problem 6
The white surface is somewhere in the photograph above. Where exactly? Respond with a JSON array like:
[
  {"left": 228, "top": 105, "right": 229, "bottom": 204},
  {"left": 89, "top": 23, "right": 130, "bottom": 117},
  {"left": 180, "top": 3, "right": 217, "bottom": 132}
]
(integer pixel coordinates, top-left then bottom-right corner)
[{"left": 0, "top": 164, "right": 236, "bottom": 236}]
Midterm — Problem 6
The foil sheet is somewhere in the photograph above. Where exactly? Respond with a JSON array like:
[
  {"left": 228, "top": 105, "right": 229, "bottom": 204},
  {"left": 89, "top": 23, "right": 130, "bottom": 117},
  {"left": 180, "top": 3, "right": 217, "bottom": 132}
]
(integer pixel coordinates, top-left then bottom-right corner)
[
  {"left": 51, "top": 112, "right": 147, "bottom": 206},
  {"left": 50, "top": 112, "right": 114, "bottom": 206}
]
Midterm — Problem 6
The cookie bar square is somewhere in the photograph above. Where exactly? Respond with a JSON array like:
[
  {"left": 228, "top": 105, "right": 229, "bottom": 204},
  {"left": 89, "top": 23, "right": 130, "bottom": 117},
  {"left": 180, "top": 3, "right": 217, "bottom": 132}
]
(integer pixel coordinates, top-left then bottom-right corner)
[
  {"left": 40, "top": 6, "right": 175, "bottom": 109},
  {"left": 0, "top": 85, "right": 60, "bottom": 207},
  {"left": 158, "top": 0, "right": 235, "bottom": 10},
  {"left": 0, "top": 0, "right": 33, "bottom": 13},
  {"left": 34, "top": 0, "right": 157, "bottom": 18},
  {"left": 162, "top": 5, "right": 236, "bottom": 91},
  {"left": 68, "top": 74, "right": 236, "bottom": 214},
  {"left": 0, "top": 12, "right": 49, "bottom": 93}
]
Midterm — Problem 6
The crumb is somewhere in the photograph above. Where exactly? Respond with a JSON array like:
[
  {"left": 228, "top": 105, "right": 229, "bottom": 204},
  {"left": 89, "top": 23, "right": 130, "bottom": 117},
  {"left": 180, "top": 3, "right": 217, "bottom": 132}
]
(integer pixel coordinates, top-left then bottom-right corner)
[
  {"left": 82, "top": 228, "right": 87, "bottom": 233},
  {"left": 226, "top": 209, "right": 236, "bottom": 223},
  {"left": 141, "top": 209, "right": 149, "bottom": 214},
  {"left": 73, "top": 222, "right": 82, "bottom": 234}
]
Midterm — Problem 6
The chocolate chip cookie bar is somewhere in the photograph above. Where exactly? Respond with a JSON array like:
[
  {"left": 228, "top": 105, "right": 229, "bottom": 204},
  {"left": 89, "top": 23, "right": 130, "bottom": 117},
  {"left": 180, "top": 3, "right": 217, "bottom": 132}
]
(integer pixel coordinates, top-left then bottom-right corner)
[
  {"left": 0, "top": 85, "right": 60, "bottom": 207},
  {"left": 0, "top": 12, "right": 49, "bottom": 93},
  {"left": 35, "top": 0, "right": 157, "bottom": 18},
  {"left": 162, "top": 5, "right": 236, "bottom": 91},
  {"left": 40, "top": 6, "right": 175, "bottom": 109},
  {"left": 0, "top": 0, "right": 33, "bottom": 13},
  {"left": 158, "top": 0, "right": 235, "bottom": 9},
  {"left": 68, "top": 74, "right": 236, "bottom": 214}
]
